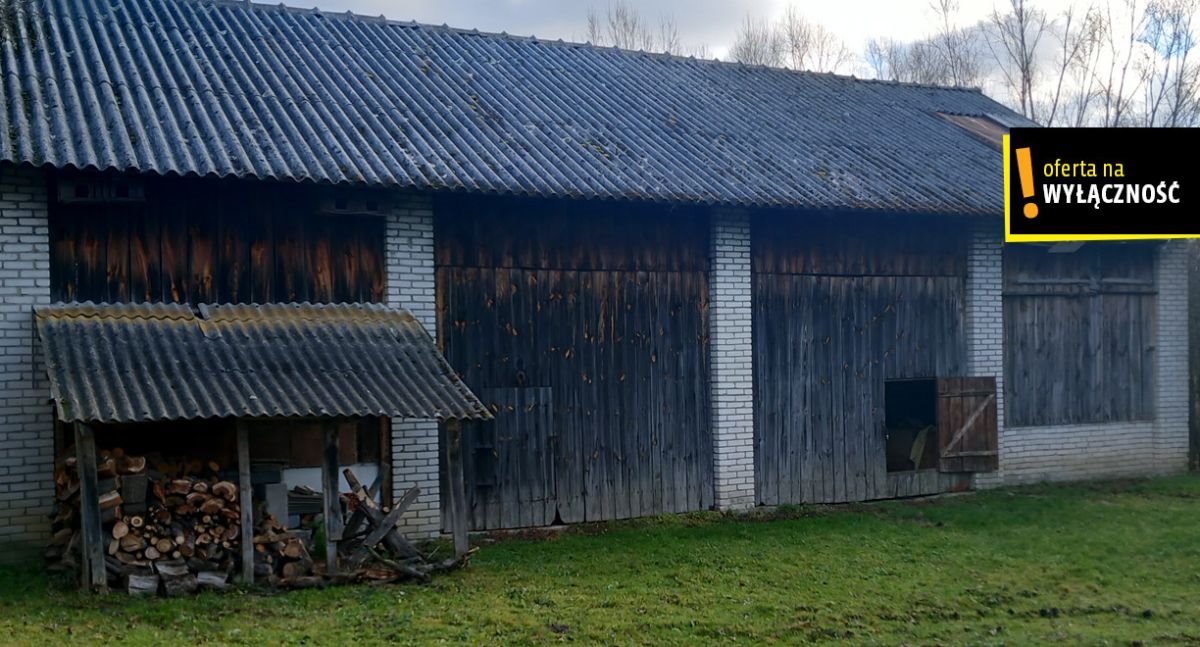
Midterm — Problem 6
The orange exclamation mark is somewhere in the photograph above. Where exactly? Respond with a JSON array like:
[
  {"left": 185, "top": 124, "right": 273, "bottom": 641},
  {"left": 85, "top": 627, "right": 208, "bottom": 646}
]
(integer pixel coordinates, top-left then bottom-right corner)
[{"left": 1015, "top": 147, "right": 1038, "bottom": 219}]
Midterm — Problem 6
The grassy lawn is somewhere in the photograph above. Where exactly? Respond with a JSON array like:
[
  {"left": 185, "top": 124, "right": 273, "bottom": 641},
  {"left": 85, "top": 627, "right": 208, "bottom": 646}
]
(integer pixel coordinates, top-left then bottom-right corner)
[{"left": 3, "top": 476, "right": 1200, "bottom": 645}]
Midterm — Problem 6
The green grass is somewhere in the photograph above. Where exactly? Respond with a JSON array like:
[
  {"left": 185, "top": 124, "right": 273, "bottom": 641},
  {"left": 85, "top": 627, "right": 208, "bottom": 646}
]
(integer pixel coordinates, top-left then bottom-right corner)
[{"left": 4, "top": 476, "right": 1200, "bottom": 645}]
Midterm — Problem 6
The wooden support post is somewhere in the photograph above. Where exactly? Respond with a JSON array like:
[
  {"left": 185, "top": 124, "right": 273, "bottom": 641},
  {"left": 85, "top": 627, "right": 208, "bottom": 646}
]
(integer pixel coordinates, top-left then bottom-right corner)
[
  {"left": 236, "top": 421, "right": 254, "bottom": 585},
  {"left": 442, "top": 419, "right": 469, "bottom": 558},
  {"left": 379, "top": 417, "right": 393, "bottom": 509},
  {"left": 73, "top": 422, "right": 107, "bottom": 593},
  {"left": 322, "top": 421, "right": 343, "bottom": 575}
]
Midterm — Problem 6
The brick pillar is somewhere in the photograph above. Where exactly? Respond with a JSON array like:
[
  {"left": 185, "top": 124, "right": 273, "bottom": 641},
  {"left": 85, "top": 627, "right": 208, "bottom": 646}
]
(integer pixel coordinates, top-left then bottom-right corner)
[
  {"left": 385, "top": 194, "right": 441, "bottom": 538},
  {"left": 0, "top": 165, "right": 53, "bottom": 561},
  {"left": 964, "top": 219, "right": 1005, "bottom": 488},
  {"left": 708, "top": 210, "right": 755, "bottom": 510},
  {"left": 965, "top": 219, "right": 1005, "bottom": 421},
  {"left": 1153, "top": 240, "right": 1189, "bottom": 471}
]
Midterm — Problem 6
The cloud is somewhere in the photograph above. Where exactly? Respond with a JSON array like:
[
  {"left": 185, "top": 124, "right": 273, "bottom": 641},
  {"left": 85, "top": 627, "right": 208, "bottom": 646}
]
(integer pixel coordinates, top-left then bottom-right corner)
[
  {"left": 288, "top": 0, "right": 1098, "bottom": 63},
  {"left": 292, "top": 0, "right": 764, "bottom": 54}
]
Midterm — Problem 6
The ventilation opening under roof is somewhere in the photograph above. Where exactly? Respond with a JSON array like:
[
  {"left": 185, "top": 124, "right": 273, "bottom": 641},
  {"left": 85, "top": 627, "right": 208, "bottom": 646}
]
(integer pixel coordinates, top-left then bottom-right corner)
[{"left": 937, "top": 112, "right": 1007, "bottom": 148}]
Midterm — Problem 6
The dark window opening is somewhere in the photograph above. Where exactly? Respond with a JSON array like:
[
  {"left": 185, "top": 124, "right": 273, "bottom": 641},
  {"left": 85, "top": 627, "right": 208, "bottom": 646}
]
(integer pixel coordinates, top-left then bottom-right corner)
[{"left": 885, "top": 379, "right": 939, "bottom": 472}]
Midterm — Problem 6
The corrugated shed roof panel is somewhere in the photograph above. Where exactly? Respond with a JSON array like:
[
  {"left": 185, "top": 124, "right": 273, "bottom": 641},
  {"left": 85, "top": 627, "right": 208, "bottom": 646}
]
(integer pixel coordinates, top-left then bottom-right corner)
[
  {"left": 36, "top": 302, "right": 491, "bottom": 424},
  {"left": 0, "top": 0, "right": 1029, "bottom": 213}
]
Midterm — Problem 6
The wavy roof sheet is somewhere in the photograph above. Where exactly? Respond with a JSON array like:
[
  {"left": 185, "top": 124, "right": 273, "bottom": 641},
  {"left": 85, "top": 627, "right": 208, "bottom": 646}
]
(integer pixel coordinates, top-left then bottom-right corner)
[
  {"left": 0, "top": 0, "right": 1025, "bottom": 213},
  {"left": 36, "top": 302, "right": 491, "bottom": 424}
]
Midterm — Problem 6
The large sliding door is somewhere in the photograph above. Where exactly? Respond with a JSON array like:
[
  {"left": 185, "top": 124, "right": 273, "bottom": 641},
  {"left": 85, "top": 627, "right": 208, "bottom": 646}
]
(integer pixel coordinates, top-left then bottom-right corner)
[{"left": 438, "top": 197, "right": 712, "bottom": 528}]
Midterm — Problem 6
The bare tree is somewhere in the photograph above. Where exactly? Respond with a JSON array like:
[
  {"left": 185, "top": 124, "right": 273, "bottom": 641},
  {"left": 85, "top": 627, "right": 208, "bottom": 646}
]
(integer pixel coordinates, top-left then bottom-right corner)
[
  {"left": 868, "top": 34, "right": 979, "bottom": 85},
  {"left": 864, "top": 2, "right": 983, "bottom": 86},
  {"left": 776, "top": 6, "right": 854, "bottom": 73},
  {"left": 987, "top": 0, "right": 1050, "bottom": 120},
  {"left": 586, "top": 2, "right": 685, "bottom": 54},
  {"left": 1054, "top": 6, "right": 1108, "bottom": 126},
  {"left": 867, "top": 37, "right": 955, "bottom": 84},
  {"left": 863, "top": 0, "right": 1196, "bottom": 127},
  {"left": 729, "top": 16, "right": 783, "bottom": 67},
  {"left": 865, "top": 37, "right": 894, "bottom": 79},
  {"left": 1138, "top": 0, "right": 1200, "bottom": 126},
  {"left": 690, "top": 43, "right": 712, "bottom": 60},
  {"left": 656, "top": 15, "right": 681, "bottom": 55},
  {"left": 730, "top": 7, "right": 853, "bottom": 72},
  {"left": 931, "top": 0, "right": 985, "bottom": 86},
  {"left": 1095, "top": 0, "right": 1150, "bottom": 126},
  {"left": 1060, "top": 5, "right": 1104, "bottom": 125}
]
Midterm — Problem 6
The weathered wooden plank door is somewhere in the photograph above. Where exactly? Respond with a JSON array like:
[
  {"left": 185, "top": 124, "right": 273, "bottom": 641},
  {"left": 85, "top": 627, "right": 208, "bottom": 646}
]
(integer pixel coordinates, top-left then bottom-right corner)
[
  {"left": 936, "top": 377, "right": 999, "bottom": 472},
  {"left": 752, "top": 214, "right": 969, "bottom": 505},
  {"left": 437, "top": 200, "right": 712, "bottom": 529},
  {"left": 460, "top": 387, "right": 557, "bottom": 530}
]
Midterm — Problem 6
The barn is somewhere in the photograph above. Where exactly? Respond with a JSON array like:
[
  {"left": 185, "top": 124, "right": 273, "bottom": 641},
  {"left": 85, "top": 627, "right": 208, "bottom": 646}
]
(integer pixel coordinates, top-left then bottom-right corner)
[{"left": 0, "top": 0, "right": 1188, "bottom": 559}]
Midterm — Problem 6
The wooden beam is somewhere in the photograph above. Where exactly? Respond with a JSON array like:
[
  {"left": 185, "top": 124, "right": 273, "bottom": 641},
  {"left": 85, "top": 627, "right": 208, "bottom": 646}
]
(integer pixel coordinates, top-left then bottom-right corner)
[
  {"left": 343, "top": 468, "right": 421, "bottom": 558},
  {"left": 379, "top": 417, "right": 393, "bottom": 509},
  {"left": 442, "top": 419, "right": 469, "bottom": 558},
  {"left": 343, "top": 472, "right": 386, "bottom": 539},
  {"left": 941, "top": 393, "right": 996, "bottom": 456},
  {"left": 236, "top": 421, "right": 254, "bottom": 585},
  {"left": 359, "top": 486, "right": 419, "bottom": 552},
  {"left": 73, "top": 422, "right": 107, "bottom": 593},
  {"left": 322, "top": 421, "right": 343, "bottom": 574}
]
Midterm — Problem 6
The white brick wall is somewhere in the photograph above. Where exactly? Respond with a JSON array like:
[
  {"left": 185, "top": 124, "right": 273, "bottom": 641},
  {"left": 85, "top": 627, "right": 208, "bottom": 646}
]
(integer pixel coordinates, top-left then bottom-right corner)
[
  {"left": 0, "top": 165, "right": 53, "bottom": 562},
  {"left": 970, "top": 226, "right": 1190, "bottom": 487},
  {"left": 708, "top": 210, "right": 755, "bottom": 509},
  {"left": 979, "top": 421, "right": 1159, "bottom": 485},
  {"left": 965, "top": 220, "right": 1005, "bottom": 425},
  {"left": 385, "top": 194, "right": 441, "bottom": 538},
  {"left": 1153, "top": 240, "right": 1189, "bottom": 470}
]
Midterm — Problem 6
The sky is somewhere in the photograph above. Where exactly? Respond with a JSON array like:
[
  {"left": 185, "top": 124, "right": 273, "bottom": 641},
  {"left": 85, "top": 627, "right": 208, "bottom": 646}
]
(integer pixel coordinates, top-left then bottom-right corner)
[{"left": 302, "top": 0, "right": 1082, "bottom": 62}]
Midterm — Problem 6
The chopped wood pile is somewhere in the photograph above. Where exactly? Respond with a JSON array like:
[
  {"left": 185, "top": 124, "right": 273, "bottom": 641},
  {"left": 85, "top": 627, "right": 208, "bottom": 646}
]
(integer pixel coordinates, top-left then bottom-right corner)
[
  {"left": 48, "top": 447, "right": 473, "bottom": 594},
  {"left": 253, "top": 470, "right": 472, "bottom": 589},
  {"left": 49, "top": 449, "right": 240, "bottom": 594}
]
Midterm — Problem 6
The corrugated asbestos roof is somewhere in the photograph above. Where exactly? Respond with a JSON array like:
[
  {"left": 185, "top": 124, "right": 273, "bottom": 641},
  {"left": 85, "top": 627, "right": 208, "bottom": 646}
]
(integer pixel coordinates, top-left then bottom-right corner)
[
  {"left": 0, "top": 0, "right": 1029, "bottom": 214},
  {"left": 36, "top": 302, "right": 491, "bottom": 424}
]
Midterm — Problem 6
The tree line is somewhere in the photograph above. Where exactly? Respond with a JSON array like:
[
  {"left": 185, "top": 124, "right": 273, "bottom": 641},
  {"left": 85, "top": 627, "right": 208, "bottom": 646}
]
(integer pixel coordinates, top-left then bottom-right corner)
[{"left": 583, "top": 0, "right": 1200, "bottom": 127}]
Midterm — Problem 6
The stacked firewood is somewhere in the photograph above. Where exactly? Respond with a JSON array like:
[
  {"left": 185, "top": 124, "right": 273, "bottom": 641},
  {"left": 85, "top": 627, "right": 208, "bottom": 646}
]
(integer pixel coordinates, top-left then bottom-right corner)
[
  {"left": 49, "top": 449, "right": 239, "bottom": 595},
  {"left": 49, "top": 449, "right": 474, "bottom": 594},
  {"left": 252, "top": 507, "right": 318, "bottom": 582},
  {"left": 247, "top": 470, "right": 474, "bottom": 589}
]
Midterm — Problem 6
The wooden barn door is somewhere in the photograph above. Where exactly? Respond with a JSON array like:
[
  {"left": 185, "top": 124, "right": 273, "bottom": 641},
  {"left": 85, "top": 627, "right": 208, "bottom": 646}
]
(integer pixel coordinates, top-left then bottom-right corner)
[
  {"left": 438, "top": 198, "right": 712, "bottom": 529},
  {"left": 460, "top": 388, "right": 557, "bottom": 530},
  {"left": 752, "top": 214, "right": 970, "bottom": 505}
]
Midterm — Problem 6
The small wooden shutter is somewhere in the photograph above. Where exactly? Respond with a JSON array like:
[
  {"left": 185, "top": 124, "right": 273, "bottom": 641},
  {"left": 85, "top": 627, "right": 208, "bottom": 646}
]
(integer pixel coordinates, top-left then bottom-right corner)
[{"left": 936, "top": 377, "right": 998, "bottom": 472}]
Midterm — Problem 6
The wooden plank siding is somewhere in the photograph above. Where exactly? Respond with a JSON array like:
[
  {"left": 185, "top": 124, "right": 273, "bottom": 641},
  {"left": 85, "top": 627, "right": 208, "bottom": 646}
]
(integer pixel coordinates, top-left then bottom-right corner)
[
  {"left": 752, "top": 213, "right": 970, "bottom": 505},
  {"left": 455, "top": 387, "right": 557, "bottom": 530},
  {"left": 49, "top": 178, "right": 386, "bottom": 305},
  {"left": 48, "top": 175, "right": 399, "bottom": 525},
  {"left": 436, "top": 197, "right": 712, "bottom": 528},
  {"left": 1003, "top": 244, "right": 1157, "bottom": 427}
]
